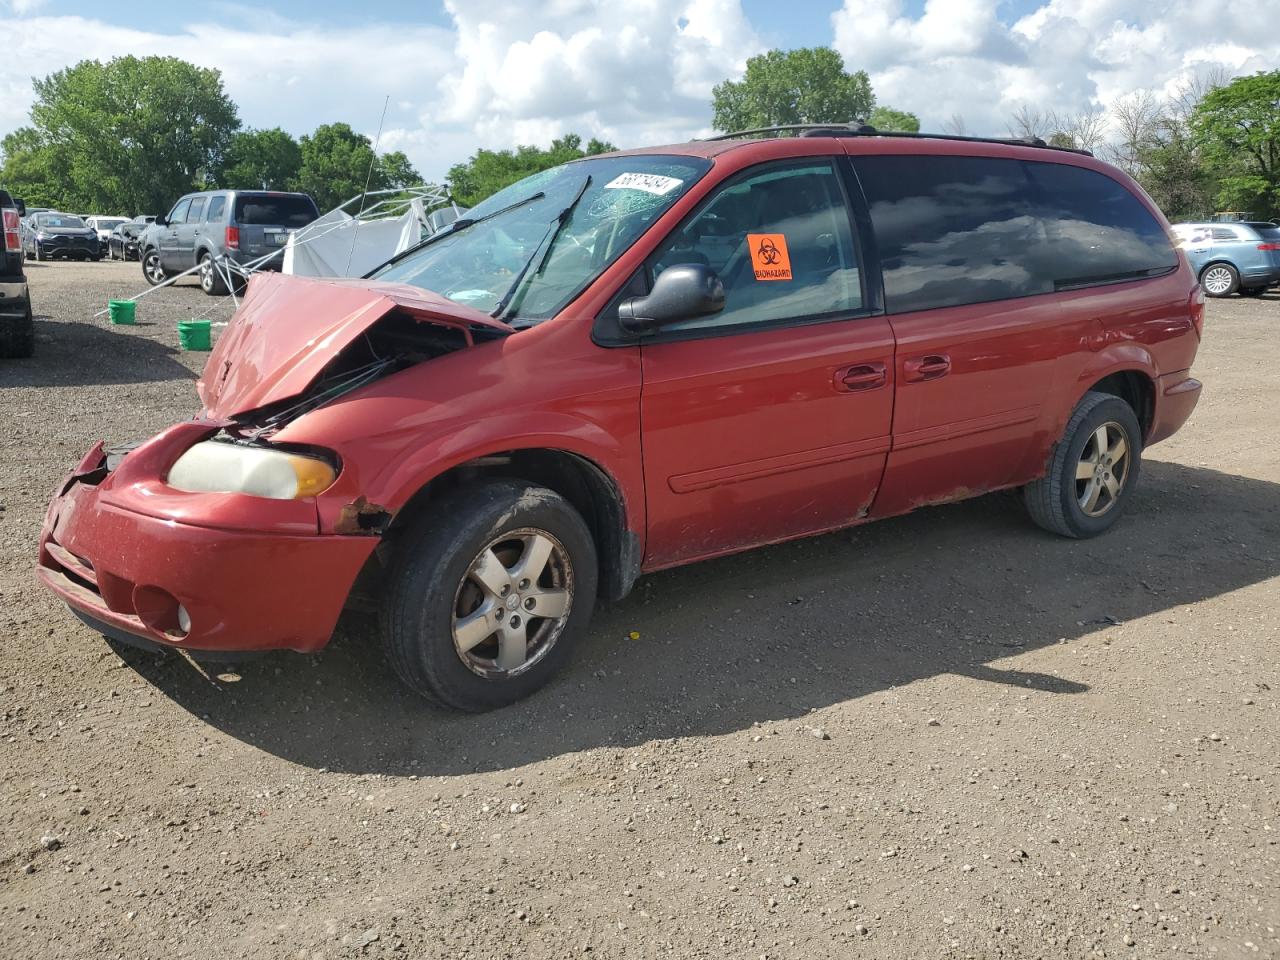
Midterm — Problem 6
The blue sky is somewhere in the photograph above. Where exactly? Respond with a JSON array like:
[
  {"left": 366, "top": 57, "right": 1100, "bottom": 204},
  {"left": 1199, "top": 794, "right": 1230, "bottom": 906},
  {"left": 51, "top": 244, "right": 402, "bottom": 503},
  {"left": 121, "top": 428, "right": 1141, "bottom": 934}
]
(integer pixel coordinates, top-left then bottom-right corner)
[{"left": 1, "top": 1, "right": 1274, "bottom": 182}]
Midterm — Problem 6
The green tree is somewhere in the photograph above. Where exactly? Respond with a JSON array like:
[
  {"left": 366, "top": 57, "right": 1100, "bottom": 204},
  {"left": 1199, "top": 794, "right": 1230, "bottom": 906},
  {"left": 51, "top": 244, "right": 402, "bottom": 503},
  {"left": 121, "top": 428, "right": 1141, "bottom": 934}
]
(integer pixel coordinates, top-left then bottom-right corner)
[
  {"left": 218, "top": 128, "right": 301, "bottom": 191},
  {"left": 1192, "top": 70, "right": 1280, "bottom": 217},
  {"left": 446, "top": 133, "right": 616, "bottom": 207},
  {"left": 0, "top": 56, "right": 239, "bottom": 214},
  {"left": 867, "top": 107, "right": 920, "bottom": 133},
  {"left": 295, "top": 122, "right": 423, "bottom": 210},
  {"left": 711, "top": 48, "right": 875, "bottom": 132}
]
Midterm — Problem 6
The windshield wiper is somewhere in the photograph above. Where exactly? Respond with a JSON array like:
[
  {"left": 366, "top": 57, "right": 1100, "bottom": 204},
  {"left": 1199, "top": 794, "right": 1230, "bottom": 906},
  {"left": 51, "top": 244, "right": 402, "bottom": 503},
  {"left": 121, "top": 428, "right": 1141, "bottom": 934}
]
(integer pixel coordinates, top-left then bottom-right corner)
[
  {"left": 369, "top": 190, "right": 547, "bottom": 274},
  {"left": 490, "top": 175, "right": 592, "bottom": 320}
]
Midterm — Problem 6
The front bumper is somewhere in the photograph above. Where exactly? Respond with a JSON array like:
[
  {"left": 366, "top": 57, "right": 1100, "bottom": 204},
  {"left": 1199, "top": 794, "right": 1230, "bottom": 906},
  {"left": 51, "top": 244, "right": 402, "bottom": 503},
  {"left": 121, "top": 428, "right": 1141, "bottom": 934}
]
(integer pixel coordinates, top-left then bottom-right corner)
[
  {"left": 37, "top": 238, "right": 99, "bottom": 257},
  {"left": 36, "top": 424, "right": 378, "bottom": 653}
]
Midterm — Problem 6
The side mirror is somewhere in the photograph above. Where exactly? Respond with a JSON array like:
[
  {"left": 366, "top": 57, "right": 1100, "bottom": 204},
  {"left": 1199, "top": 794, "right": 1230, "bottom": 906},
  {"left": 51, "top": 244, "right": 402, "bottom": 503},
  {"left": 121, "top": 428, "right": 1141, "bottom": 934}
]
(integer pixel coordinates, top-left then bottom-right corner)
[
  {"left": 13, "top": 199, "right": 25, "bottom": 217},
  {"left": 153, "top": 215, "right": 168, "bottom": 227},
  {"left": 617, "top": 263, "right": 725, "bottom": 334}
]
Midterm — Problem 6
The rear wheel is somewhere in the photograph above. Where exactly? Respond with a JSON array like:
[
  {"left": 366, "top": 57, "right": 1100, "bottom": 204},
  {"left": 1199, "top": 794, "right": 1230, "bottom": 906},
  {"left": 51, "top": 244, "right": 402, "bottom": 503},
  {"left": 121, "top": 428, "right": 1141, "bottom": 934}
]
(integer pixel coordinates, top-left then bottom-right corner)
[
  {"left": 0, "top": 304, "right": 35, "bottom": 358},
  {"left": 1200, "top": 263, "right": 1239, "bottom": 297},
  {"left": 142, "top": 249, "right": 166, "bottom": 285},
  {"left": 199, "top": 252, "right": 228, "bottom": 295},
  {"left": 1024, "top": 391, "right": 1142, "bottom": 539},
  {"left": 381, "top": 479, "right": 598, "bottom": 711}
]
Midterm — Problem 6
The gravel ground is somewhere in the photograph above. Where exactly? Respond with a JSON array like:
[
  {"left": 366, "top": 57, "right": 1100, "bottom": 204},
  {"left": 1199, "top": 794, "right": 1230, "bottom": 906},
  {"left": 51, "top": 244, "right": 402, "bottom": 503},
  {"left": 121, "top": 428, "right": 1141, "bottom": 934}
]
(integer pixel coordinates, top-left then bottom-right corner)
[{"left": 1, "top": 259, "right": 1278, "bottom": 959}]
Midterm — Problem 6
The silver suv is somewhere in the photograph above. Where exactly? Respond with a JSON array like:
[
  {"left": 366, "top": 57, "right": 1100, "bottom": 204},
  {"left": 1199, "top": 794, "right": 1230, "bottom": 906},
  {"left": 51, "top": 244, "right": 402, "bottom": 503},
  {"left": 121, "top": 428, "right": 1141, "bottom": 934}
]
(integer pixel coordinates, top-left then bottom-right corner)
[{"left": 141, "top": 190, "right": 320, "bottom": 295}]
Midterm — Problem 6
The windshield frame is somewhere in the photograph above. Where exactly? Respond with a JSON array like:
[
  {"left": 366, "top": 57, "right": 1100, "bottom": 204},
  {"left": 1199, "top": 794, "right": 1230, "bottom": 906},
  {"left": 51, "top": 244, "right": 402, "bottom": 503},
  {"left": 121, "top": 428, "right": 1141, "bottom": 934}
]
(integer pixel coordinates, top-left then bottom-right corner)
[{"left": 367, "top": 153, "right": 712, "bottom": 325}]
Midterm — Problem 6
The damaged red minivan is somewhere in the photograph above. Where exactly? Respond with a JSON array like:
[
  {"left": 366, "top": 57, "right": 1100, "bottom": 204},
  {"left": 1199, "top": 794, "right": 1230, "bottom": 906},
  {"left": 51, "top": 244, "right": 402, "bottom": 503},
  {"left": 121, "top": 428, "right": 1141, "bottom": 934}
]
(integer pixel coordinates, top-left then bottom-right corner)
[{"left": 37, "top": 127, "right": 1203, "bottom": 711}]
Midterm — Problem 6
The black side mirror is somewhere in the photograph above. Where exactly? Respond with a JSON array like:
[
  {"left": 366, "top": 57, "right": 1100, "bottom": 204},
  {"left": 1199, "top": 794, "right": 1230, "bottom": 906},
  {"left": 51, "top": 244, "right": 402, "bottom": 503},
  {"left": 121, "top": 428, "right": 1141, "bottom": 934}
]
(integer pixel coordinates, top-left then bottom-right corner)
[
  {"left": 13, "top": 199, "right": 25, "bottom": 217},
  {"left": 618, "top": 263, "right": 725, "bottom": 334},
  {"left": 153, "top": 215, "right": 168, "bottom": 227}
]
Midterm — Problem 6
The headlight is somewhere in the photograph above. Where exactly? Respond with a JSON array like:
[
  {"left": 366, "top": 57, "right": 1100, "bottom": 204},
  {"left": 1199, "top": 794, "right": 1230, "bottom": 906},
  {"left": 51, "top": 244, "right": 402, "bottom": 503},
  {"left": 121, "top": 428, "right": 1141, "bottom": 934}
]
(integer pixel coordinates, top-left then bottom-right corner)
[{"left": 166, "top": 441, "right": 337, "bottom": 499}]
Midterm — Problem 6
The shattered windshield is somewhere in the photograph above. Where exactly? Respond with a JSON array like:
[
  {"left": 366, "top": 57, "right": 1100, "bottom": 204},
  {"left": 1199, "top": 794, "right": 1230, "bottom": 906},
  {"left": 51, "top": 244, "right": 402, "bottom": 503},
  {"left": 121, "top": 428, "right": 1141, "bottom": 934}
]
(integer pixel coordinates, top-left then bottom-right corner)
[{"left": 370, "top": 154, "right": 710, "bottom": 323}]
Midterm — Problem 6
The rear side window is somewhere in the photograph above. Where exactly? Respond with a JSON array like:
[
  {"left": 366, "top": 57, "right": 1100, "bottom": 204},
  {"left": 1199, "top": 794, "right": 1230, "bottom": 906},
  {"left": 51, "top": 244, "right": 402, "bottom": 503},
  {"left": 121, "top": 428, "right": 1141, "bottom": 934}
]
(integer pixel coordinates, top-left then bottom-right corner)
[
  {"left": 855, "top": 155, "right": 1177, "bottom": 313},
  {"left": 206, "top": 195, "right": 226, "bottom": 222},
  {"left": 1025, "top": 162, "right": 1177, "bottom": 290},
  {"left": 188, "top": 197, "right": 206, "bottom": 222},
  {"left": 1211, "top": 227, "right": 1239, "bottom": 241},
  {"left": 854, "top": 155, "right": 1045, "bottom": 313},
  {"left": 234, "top": 195, "right": 318, "bottom": 227}
]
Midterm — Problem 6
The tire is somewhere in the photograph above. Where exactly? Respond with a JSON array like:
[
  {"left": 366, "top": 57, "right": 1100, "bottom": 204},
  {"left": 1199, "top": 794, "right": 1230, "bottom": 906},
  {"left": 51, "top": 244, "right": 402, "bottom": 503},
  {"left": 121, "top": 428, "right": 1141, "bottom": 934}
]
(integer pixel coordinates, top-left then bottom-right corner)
[
  {"left": 199, "top": 252, "right": 228, "bottom": 296},
  {"left": 142, "top": 249, "right": 166, "bottom": 286},
  {"left": 381, "top": 479, "right": 598, "bottom": 712},
  {"left": 33, "top": 246, "right": 43, "bottom": 262},
  {"left": 0, "top": 304, "right": 35, "bottom": 358},
  {"left": 1200, "top": 262, "right": 1239, "bottom": 297},
  {"left": 1023, "top": 391, "right": 1143, "bottom": 539}
]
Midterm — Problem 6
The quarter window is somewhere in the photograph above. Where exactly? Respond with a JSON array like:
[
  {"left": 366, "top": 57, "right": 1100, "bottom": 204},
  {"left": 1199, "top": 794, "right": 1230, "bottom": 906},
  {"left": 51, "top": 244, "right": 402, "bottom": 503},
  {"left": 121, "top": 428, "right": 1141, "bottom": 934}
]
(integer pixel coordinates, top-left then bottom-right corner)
[{"left": 648, "top": 160, "right": 863, "bottom": 332}]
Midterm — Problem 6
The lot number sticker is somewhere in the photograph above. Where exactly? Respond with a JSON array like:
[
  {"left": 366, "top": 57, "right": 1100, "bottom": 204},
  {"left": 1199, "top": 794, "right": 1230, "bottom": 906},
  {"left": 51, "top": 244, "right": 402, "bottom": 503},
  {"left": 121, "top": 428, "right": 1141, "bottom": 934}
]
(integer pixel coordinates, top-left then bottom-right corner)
[
  {"left": 603, "top": 172, "right": 684, "bottom": 195},
  {"left": 748, "top": 233, "right": 792, "bottom": 281}
]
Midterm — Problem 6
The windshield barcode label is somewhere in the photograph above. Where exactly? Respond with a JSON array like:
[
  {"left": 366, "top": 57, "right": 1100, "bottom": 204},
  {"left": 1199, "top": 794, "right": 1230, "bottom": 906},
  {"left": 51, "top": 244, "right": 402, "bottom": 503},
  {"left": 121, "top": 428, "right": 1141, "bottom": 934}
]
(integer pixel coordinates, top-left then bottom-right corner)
[{"left": 603, "top": 173, "right": 683, "bottom": 195}]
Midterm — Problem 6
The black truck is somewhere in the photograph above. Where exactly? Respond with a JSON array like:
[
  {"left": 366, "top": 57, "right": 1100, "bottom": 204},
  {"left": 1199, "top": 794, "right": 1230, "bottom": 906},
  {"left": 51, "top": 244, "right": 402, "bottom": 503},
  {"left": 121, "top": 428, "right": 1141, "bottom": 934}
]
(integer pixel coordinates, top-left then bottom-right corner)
[{"left": 0, "top": 189, "right": 33, "bottom": 357}]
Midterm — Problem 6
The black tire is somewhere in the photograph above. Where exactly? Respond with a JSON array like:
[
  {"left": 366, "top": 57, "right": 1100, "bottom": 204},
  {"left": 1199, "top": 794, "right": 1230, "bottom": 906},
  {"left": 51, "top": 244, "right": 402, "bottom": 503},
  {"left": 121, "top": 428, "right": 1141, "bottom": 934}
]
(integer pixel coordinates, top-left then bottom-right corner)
[
  {"left": 1023, "top": 391, "right": 1143, "bottom": 539},
  {"left": 0, "top": 304, "right": 35, "bottom": 358},
  {"left": 142, "top": 249, "right": 166, "bottom": 286},
  {"left": 1200, "top": 262, "right": 1239, "bottom": 297},
  {"left": 33, "top": 246, "right": 43, "bottom": 262},
  {"left": 381, "top": 479, "right": 598, "bottom": 711},
  {"left": 199, "top": 251, "right": 228, "bottom": 296}
]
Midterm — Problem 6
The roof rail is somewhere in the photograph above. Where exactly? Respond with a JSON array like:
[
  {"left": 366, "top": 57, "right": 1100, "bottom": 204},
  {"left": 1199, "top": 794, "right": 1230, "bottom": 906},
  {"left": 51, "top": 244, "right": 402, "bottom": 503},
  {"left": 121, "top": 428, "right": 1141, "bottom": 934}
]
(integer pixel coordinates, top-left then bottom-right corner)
[{"left": 700, "top": 122, "right": 1094, "bottom": 157}]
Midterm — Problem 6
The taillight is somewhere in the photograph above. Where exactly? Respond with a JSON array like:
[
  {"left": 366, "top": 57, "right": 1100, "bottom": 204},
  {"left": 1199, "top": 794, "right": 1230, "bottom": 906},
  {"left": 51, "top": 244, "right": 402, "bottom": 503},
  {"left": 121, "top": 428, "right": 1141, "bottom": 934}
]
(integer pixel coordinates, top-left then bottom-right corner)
[
  {"left": 1257, "top": 242, "right": 1280, "bottom": 251},
  {"left": 225, "top": 225, "right": 240, "bottom": 250},
  {"left": 2, "top": 208, "right": 20, "bottom": 253},
  {"left": 1190, "top": 285, "right": 1205, "bottom": 340}
]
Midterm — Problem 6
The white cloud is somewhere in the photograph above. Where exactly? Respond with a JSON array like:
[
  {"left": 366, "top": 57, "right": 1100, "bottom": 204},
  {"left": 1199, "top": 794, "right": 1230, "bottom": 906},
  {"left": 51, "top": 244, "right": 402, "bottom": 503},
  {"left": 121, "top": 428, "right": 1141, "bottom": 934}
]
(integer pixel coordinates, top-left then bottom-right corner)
[{"left": 832, "top": 0, "right": 1280, "bottom": 139}]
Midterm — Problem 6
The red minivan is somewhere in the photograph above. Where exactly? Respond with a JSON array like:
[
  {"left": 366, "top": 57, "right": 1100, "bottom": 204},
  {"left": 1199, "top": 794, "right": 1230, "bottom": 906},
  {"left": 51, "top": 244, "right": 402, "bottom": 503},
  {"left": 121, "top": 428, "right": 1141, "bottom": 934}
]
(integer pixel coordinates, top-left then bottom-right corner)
[{"left": 37, "top": 127, "right": 1203, "bottom": 711}]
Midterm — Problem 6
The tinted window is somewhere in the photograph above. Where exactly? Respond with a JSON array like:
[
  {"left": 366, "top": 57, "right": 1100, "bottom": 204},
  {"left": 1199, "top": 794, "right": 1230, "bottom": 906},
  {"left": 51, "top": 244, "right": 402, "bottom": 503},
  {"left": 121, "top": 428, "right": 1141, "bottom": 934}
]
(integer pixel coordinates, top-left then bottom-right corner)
[
  {"left": 234, "top": 195, "right": 318, "bottom": 227},
  {"left": 648, "top": 160, "right": 862, "bottom": 332},
  {"left": 855, "top": 155, "right": 1045, "bottom": 313},
  {"left": 1025, "top": 162, "right": 1178, "bottom": 289},
  {"left": 206, "top": 195, "right": 226, "bottom": 222},
  {"left": 856, "top": 155, "right": 1177, "bottom": 313},
  {"left": 167, "top": 199, "right": 192, "bottom": 224},
  {"left": 188, "top": 197, "right": 206, "bottom": 222}
]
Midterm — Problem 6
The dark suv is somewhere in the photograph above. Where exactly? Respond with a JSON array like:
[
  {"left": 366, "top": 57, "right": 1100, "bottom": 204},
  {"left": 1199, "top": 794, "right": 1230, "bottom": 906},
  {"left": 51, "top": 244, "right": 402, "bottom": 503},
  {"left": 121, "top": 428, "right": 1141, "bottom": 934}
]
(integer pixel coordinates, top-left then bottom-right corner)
[
  {"left": 0, "top": 190, "right": 33, "bottom": 358},
  {"left": 141, "top": 190, "right": 320, "bottom": 295}
]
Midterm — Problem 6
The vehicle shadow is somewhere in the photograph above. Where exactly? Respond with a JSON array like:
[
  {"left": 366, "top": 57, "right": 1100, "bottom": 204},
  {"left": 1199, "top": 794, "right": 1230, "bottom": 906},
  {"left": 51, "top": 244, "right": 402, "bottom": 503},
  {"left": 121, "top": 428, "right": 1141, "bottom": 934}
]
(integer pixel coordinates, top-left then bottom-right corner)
[
  {"left": 3, "top": 318, "right": 197, "bottom": 386},
  {"left": 114, "top": 460, "right": 1280, "bottom": 777}
]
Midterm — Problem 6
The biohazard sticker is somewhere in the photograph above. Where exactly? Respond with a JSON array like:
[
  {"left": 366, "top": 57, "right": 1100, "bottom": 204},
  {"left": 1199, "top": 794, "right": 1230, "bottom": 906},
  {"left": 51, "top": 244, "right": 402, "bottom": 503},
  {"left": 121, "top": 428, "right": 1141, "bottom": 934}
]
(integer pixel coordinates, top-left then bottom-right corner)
[
  {"left": 748, "top": 233, "right": 792, "bottom": 281},
  {"left": 603, "top": 172, "right": 684, "bottom": 195}
]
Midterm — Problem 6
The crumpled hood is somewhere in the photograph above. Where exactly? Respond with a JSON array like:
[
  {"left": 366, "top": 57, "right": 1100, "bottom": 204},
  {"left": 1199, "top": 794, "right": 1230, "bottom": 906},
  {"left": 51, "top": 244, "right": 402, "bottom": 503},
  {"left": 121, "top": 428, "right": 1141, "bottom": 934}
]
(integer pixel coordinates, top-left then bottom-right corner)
[{"left": 196, "top": 272, "right": 513, "bottom": 420}]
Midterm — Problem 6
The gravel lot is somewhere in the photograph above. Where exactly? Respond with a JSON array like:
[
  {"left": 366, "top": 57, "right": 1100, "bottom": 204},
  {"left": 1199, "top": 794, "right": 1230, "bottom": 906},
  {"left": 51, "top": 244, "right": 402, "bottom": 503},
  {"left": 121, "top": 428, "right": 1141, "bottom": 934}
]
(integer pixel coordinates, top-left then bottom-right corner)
[{"left": 1, "top": 259, "right": 1278, "bottom": 959}]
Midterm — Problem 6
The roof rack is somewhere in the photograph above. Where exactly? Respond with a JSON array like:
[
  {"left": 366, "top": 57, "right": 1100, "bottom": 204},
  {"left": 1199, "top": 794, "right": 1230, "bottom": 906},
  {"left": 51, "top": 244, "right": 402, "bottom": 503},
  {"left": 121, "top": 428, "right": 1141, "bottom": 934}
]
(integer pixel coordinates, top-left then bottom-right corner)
[{"left": 700, "top": 122, "right": 1094, "bottom": 157}]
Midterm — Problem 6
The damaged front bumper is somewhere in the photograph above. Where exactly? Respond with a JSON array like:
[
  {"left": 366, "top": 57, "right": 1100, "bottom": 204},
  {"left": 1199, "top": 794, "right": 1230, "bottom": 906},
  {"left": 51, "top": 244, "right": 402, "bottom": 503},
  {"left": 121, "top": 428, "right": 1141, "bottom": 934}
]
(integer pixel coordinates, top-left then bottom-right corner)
[{"left": 36, "top": 422, "right": 378, "bottom": 654}]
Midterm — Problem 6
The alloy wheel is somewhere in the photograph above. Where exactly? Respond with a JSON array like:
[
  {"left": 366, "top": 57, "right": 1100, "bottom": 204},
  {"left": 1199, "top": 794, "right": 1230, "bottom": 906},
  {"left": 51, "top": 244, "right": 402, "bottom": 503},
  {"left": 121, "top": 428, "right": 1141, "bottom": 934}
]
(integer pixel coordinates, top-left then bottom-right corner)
[
  {"left": 1202, "top": 266, "right": 1234, "bottom": 296},
  {"left": 144, "top": 252, "right": 165, "bottom": 284},
  {"left": 451, "top": 527, "right": 573, "bottom": 679},
  {"left": 1075, "top": 421, "right": 1130, "bottom": 518}
]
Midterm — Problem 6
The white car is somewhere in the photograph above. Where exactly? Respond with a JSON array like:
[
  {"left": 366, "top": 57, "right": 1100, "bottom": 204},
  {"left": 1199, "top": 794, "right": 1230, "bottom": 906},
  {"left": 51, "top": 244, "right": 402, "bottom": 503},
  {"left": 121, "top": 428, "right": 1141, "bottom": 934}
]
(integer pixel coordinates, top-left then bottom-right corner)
[{"left": 84, "top": 216, "right": 131, "bottom": 255}]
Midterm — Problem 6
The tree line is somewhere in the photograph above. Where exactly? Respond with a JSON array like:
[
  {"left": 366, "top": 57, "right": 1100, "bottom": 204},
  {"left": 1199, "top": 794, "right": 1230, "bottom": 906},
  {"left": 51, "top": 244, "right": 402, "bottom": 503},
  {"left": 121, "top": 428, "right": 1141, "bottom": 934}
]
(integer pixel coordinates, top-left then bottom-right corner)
[
  {"left": 3, "top": 50, "right": 1276, "bottom": 222},
  {"left": 0, "top": 56, "right": 424, "bottom": 215}
]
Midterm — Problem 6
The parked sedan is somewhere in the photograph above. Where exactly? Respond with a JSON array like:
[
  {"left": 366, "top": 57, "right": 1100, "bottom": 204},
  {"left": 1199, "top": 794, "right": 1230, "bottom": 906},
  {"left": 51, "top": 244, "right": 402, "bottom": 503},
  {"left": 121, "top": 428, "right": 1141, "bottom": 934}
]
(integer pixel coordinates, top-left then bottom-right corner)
[
  {"left": 23, "top": 212, "right": 101, "bottom": 262},
  {"left": 107, "top": 222, "right": 144, "bottom": 261},
  {"left": 1172, "top": 221, "right": 1280, "bottom": 296}
]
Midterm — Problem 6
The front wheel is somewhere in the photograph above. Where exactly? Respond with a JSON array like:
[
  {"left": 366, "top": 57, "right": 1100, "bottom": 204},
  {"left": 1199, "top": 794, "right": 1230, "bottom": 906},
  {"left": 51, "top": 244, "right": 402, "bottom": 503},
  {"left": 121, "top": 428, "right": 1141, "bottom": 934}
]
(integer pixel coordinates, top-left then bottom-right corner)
[
  {"left": 1024, "top": 391, "right": 1142, "bottom": 538},
  {"left": 142, "top": 250, "right": 166, "bottom": 286},
  {"left": 1200, "top": 263, "right": 1239, "bottom": 297},
  {"left": 381, "top": 479, "right": 598, "bottom": 711}
]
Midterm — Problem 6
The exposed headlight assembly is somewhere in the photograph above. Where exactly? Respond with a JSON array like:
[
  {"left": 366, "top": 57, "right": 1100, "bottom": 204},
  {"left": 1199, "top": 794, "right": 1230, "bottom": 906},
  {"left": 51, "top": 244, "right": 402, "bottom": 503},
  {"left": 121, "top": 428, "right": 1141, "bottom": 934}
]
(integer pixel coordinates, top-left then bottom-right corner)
[{"left": 166, "top": 441, "right": 337, "bottom": 500}]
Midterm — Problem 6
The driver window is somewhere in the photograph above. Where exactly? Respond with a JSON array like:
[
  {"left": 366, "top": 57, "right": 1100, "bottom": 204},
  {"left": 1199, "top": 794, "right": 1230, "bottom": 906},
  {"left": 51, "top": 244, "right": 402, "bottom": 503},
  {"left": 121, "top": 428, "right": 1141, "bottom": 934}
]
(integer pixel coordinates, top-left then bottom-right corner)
[
  {"left": 168, "top": 199, "right": 191, "bottom": 225},
  {"left": 650, "top": 160, "right": 862, "bottom": 332}
]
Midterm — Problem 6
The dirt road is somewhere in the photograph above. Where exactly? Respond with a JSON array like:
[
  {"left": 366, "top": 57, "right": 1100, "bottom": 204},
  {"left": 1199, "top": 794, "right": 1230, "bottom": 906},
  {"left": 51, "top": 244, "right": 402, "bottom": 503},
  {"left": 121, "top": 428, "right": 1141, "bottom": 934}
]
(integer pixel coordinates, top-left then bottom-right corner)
[{"left": 2, "top": 260, "right": 1277, "bottom": 959}]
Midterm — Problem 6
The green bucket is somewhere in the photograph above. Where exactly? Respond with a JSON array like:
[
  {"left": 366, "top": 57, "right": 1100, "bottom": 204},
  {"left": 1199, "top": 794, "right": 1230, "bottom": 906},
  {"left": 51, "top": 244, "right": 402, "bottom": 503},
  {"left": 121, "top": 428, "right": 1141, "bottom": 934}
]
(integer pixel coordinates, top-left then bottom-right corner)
[
  {"left": 108, "top": 299, "right": 136, "bottom": 325},
  {"left": 178, "top": 319, "right": 212, "bottom": 351}
]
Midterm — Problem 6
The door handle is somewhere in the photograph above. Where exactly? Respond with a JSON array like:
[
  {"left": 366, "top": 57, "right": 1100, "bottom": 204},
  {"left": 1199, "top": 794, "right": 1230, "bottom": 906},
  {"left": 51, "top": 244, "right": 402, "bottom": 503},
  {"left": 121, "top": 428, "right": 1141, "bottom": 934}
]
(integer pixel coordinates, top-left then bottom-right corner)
[
  {"left": 903, "top": 354, "right": 951, "bottom": 382},
  {"left": 834, "top": 362, "right": 887, "bottom": 392}
]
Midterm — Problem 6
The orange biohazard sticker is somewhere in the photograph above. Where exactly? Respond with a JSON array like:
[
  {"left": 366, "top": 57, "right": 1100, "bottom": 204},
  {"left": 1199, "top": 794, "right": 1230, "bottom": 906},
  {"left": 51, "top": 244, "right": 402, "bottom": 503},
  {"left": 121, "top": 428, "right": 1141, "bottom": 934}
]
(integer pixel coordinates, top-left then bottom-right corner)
[{"left": 748, "top": 233, "right": 792, "bottom": 281}]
